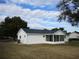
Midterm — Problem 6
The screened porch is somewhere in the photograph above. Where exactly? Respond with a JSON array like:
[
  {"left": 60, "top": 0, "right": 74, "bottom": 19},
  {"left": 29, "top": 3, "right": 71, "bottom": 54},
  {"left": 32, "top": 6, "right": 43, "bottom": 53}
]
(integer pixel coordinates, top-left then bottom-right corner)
[{"left": 46, "top": 35, "right": 65, "bottom": 42}]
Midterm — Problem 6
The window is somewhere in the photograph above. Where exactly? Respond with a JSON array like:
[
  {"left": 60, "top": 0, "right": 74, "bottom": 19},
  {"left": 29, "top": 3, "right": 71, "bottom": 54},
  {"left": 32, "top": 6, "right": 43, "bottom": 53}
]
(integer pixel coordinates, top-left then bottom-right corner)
[
  {"left": 46, "top": 35, "right": 53, "bottom": 41},
  {"left": 19, "top": 36, "right": 21, "bottom": 39},
  {"left": 43, "top": 35, "right": 45, "bottom": 37}
]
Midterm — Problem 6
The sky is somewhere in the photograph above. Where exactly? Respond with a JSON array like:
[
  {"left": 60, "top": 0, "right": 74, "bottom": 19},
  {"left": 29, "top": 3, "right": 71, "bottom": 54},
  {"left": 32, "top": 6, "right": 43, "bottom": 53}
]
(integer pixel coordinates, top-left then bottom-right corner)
[{"left": 0, "top": 0, "right": 79, "bottom": 32}]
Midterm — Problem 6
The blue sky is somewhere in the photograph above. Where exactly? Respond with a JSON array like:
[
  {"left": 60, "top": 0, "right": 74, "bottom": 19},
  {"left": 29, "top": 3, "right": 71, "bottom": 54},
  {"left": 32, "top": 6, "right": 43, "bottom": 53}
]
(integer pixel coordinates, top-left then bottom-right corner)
[{"left": 0, "top": 0, "right": 79, "bottom": 32}]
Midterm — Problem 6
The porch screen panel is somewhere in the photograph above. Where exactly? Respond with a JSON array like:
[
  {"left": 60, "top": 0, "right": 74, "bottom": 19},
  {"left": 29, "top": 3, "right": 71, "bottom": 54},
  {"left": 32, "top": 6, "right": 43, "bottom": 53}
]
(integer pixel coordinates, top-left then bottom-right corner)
[
  {"left": 46, "top": 35, "right": 50, "bottom": 41},
  {"left": 54, "top": 35, "right": 59, "bottom": 42},
  {"left": 49, "top": 35, "right": 52, "bottom": 41},
  {"left": 60, "top": 35, "right": 64, "bottom": 41}
]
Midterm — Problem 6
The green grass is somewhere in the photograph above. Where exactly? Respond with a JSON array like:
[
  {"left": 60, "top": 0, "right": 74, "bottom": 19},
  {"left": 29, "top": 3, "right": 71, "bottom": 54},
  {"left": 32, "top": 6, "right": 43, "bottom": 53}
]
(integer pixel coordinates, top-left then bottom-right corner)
[{"left": 0, "top": 42, "right": 79, "bottom": 59}]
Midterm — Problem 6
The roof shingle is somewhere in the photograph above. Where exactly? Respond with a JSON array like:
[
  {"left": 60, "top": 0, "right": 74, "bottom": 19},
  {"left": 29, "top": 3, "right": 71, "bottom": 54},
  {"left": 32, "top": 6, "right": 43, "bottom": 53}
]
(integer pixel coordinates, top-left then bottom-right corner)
[{"left": 22, "top": 28, "right": 57, "bottom": 34}]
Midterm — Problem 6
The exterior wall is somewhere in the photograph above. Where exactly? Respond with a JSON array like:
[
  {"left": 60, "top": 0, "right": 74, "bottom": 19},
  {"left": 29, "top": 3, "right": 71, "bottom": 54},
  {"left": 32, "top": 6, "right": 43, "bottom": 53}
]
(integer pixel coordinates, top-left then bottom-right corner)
[
  {"left": 26, "top": 33, "right": 46, "bottom": 44},
  {"left": 26, "top": 30, "right": 66, "bottom": 44},
  {"left": 64, "top": 35, "right": 69, "bottom": 42},
  {"left": 17, "top": 29, "right": 28, "bottom": 44},
  {"left": 25, "top": 33, "right": 65, "bottom": 44}
]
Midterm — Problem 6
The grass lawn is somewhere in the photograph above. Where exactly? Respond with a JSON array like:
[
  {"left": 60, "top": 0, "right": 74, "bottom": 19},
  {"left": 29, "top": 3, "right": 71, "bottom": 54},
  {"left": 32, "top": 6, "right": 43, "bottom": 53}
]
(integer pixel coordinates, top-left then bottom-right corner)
[{"left": 0, "top": 42, "right": 79, "bottom": 59}]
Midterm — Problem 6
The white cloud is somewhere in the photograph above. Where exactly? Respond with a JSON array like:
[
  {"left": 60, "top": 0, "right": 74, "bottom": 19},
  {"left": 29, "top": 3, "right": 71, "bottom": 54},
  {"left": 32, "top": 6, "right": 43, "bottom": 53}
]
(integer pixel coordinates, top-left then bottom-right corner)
[
  {"left": 10, "top": 0, "right": 60, "bottom": 6},
  {"left": 0, "top": 4, "right": 28, "bottom": 16},
  {"left": 0, "top": 3, "right": 79, "bottom": 32},
  {"left": 0, "top": 3, "right": 60, "bottom": 29},
  {"left": 0, "top": 15, "right": 6, "bottom": 22},
  {"left": 0, "top": 4, "right": 60, "bottom": 17}
]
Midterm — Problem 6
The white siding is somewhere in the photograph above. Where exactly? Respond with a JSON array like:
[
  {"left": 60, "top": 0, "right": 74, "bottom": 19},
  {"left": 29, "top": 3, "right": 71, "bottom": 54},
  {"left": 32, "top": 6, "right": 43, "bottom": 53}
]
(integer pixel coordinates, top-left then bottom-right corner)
[
  {"left": 26, "top": 33, "right": 46, "bottom": 44},
  {"left": 69, "top": 32, "right": 79, "bottom": 39},
  {"left": 26, "top": 33, "right": 65, "bottom": 44},
  {"left": 64, "top": 35, "right": 69, "bottom": 42},
  {"left": 65, "top": 32, "right": 79, "bottom": 42},
  {"left": 64, "top": 32, "right": 79, "bottom": 42},
  {"left": 17, "top": 29, "right": 28, "bottom": 44}
]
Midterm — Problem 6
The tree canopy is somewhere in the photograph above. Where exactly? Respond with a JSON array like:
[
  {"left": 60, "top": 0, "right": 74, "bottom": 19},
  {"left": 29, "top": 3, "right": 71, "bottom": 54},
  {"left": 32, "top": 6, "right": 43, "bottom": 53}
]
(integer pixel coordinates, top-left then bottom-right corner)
[
  {"left": 51, "top": 28, "right": 59, "bottom": 31},
  {"left": 51, "top": 28, "right": 64, "bottom": 31},
  {"left": 57, "top": 0, "right": 79, "bottom": 26},
  {"left": 0, "top": 16, "right": 28, "bottom": 39}
]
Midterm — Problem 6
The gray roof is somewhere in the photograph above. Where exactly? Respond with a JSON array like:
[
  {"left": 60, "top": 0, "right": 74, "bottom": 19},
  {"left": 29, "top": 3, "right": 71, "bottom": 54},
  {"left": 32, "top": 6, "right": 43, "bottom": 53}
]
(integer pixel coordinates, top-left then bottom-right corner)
[{"left": 22, "top": 28, "right": 57, "bottom": 33}]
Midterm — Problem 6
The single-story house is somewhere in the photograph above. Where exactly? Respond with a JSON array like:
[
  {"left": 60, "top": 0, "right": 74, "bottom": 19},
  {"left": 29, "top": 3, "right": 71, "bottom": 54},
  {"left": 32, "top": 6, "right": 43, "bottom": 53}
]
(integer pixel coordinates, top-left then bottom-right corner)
[
  {"left": 17, "top": 28, "right": 67, "bottom": 44},
  {"left": 67, "top": 32, "right": 79, "bottom": 41}
]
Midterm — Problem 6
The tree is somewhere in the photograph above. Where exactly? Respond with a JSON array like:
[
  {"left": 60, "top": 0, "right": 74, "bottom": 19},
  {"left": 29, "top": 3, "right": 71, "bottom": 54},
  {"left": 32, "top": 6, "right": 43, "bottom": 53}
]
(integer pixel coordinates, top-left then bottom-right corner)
[
  {"left": 57, "top": 0, "right": 79, "bottom": 26},
  {"left": 43, "top": 28, "right": 48, "bottom": 30},
  {"left": 51, "top": 28, "right": 64, "bottom": 31},
  {"left": 51, "top": 28, "right": 59, "bottom": 31},
  {"left": 59, "top": 28, "right": 64, "bottom": 31},
  {"left": 0, "top": 16, "right": 28, "bottom": 40}
]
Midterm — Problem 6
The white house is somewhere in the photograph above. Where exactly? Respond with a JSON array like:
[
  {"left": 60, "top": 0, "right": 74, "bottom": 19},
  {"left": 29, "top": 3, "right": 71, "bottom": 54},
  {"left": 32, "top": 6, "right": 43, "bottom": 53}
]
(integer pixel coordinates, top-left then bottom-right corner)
[
  {"left": 67, "top": 32, "right": 79, "bottom": 41},
  {"left": 17, "top": 28, "right": 67, "bottom": 44}
]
